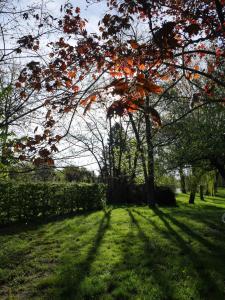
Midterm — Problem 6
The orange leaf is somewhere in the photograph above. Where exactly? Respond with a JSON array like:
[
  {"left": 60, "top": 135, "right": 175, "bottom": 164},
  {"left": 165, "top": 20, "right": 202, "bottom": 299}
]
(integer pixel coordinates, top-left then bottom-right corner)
[
  {"left": 68, "top": 71, "right": 76, "bottom": 78},
  {"left": 110, "top": 71, "right": 123, "bottom": 77},
  {"left": 127, "top": 57, "right": 133, "bottom": 66},
  {"left": 127, "top": 102, "right": 139, "bottom": 112},
  {"left": 193, "top": 73, "right": 200, "bottom": 79},
  {"left": 65, "top": 80, "right": 72, "bottom": 88},
  {"left": 130, "top": 40, "right": 139, "bottom": 49},
  {"left": 138, "top": 64, "right": 145, "bottom": 71},
  {"left": 124, "top": 67, "right": 133, "bottom": 75},
  {"left": 112, "top": 80, "right": 129, "bottom": 91},
  {"left": 136, "top": 84, "right": 146, "bottom": 97},
  {"left": 72, "top": 85, "right": 79, "bottom": 92},
  {"left": 80, "top": 98, "right": 89, "bottom": 106},
  {"left": 144, "top": 80, "right": 163, "bottom": 94},
  {"left": 80, "top": 94, "right": 97, "bottom": 107},
  {"left": 160, "top": 74, "right": 170, "bottom": 81},
  {"left": 137, "top": 73, "right": 145, "bottom": 80}
]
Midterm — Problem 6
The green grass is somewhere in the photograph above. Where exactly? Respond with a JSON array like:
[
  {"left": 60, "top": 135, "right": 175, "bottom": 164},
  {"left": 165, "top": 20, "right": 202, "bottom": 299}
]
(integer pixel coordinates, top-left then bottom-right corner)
[{"left": 0, "top": 189, "right": 225, "bottom": 300}]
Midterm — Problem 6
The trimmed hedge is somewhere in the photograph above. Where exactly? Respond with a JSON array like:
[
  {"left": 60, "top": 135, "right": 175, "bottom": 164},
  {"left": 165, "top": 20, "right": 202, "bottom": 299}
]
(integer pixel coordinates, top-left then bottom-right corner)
[{"left": 0, "top": 182, "right": 106, "bottom": 225}]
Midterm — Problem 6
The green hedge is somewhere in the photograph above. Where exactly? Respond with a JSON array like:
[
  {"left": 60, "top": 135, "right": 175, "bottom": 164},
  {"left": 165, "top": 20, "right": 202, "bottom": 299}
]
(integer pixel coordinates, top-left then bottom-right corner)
[{"left": 0, "top": 182, "right": 106, "bottom": 225}]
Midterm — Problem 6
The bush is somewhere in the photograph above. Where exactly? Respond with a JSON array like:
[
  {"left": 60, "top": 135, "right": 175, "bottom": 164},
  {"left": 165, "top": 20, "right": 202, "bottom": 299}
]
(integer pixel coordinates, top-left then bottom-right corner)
[
  {"left": 155, "top": 186, "right": 176, "bottom": 206},
  {"left": 107, "top": 183, "right": 176, "bottom": 206},
  {"left": 0, "top": 182, "right": 106, "bottom": 225}
]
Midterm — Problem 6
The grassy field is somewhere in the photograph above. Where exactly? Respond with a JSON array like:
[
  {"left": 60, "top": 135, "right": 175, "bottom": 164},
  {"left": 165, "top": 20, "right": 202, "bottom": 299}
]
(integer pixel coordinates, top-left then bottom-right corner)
[{"left": 0, "top": 190, "right": 225, "bottom": 300}]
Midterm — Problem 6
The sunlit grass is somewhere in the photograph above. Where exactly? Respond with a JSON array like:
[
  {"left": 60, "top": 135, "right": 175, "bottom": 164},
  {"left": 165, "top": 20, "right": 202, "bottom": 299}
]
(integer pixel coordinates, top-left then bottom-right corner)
[{"left": 0, "top": 189, "right": 225, "bottom": 299}]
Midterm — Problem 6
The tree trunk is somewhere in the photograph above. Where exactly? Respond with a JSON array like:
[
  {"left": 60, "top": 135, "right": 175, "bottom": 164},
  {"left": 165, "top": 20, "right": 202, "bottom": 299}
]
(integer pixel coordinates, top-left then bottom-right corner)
[
  {"left": 108, "top": 118, "right": 115, "bottom": 203},
  {"left": 189, "top": 191, "right": 196, "bottom": 204},
  {"left": 144, "top": 97, "right": 155, "bottom": 206},
  {"left": 189, "top": 168, "right": 198, "bottom": 204},
  {"left": 214, "top": 171, "right": 219, "bottom": 194},
  {"left": 128, "top": 113, "right": 150, "bottom": 203},
  {"left": 1, "top": 124, "right": 9, "bottom": 165},
  {"left": 199, "top": 185, "right": 204, "bottom": 201},
  {"left": 179, "top": 167, "right": 186, "bottom": 193}
]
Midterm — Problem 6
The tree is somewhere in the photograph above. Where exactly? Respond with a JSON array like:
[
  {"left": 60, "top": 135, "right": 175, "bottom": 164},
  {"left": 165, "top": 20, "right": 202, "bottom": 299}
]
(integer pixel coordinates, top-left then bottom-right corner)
[
  {"left": 15, "top": 1, "right": 224, "bottom": 155},
  {"left": 0, "top": 1, "right": 224, "bottom": 207},
  {"left": 63, "top": 165, "right": 96, "bottom": 183},
  {"left": 156, "top": 85, "right": 225, "bottom": 203}
]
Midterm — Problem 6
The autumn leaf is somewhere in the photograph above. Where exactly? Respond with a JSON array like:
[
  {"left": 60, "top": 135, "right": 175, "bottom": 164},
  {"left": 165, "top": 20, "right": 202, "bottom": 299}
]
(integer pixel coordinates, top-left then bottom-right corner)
[
  {"left": 127, "top": 102, "right": 139, "bottom": 112},
  {"left": 126, "top": 57, "right": 133, "bottom": 66},
  {"left": 149, "top": 107, "right": 161, "bottom": 127},
  {"left": 135, "top": 84, "right": 146, "bottom": 97},
  {"left": 129, "top": 40, "right": 139, "bottom": 49},
  {"left": 137, "top": 73, "right": 145, "bottom": 80},
  {"left": 80, "top": 98, "right": 89, "bottom": 106},
  {"left": 194, "top": 65, "right": 199, "bottom": 71},
  {"left": 193, "top": 73, "right": 200, "bottom": 79},
  {"left": 207, "top": 63, "right": 215, "bottom": 74},
  {"left": 64, "top": 106, "right": 72, "bottom": 113},
  {"left": 65, "top": 80, "right": 72, "bottom": 88},
  {"left": 110, "top": 71, "right": 123, "bottom": 77},
  {"left": 15, "top": 82, "right": 22, "bottom": 88},
  {"left": 72, "top": 85, "right": 79, "bottom": 92},
  {"left": 20, "top": 91, "right": 27, "bottom": 99},
  {"left": 138, "top": 64, "right": 145, "bottom": 71},
  {"left": 46, "top": 157, "right": 54, "bottom": 166},
  {"left": 124, "top": 67, "right": 133, "bottom": 75},
  {"left": 75, "top": 7, "right": 80, "bottom": 14},
  {"left": 109, "top": 79, "right": 129, "bottom": 95},
  {"left": 80, "top": 94, "right": 97, "bottom": 107},
  {"left": 39, "top": 149, "right": 50, "bottom": 157},
  {"left": 138, "top": 78, "right": 163, "bottom": 94},
  {"left": 160, "top": 74, "right": 170, "bottom": 81},
  {"left": 68, "top": 70, "right": 76, "bottom": 78},
  {"left": 80, "top": 94, "right": 97, "bottom": 114},
  {"left": 55, "top": 135, "right": 62, "bottom": 142}
]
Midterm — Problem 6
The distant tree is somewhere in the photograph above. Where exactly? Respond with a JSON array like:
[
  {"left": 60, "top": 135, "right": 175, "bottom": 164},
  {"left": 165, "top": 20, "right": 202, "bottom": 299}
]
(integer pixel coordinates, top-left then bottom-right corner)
[
  {"left": 32, "top": 164, "right": 55, "bottom": 182},
  {"left": 63, "top": 165, "right": 96, "bottom": 183}
]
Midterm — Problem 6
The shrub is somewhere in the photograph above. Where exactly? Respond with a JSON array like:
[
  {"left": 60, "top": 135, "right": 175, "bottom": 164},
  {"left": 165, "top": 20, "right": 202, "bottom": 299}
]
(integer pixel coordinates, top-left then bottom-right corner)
[
  {"left": 155, "top": 186, "right": 176, "bottom": 206},
  {"left": 107, "top": 183, "right": 176, "bottom": 206},
  {"left": 0, "top": 182, "right": 106, "bottom": 225}
]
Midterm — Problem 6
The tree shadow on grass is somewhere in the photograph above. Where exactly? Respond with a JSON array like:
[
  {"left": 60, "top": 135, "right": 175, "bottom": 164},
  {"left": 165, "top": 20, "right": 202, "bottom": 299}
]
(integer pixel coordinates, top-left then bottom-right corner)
[
  {"left": 149, "top": 207, "right": 225, "bottom": 299},
  {"left": 52, "top": 209, "right": 111, "bottom": 300},
  {"left": 153, "top": 207, "right": 225, "bottom": 254},
  {"left": 126, "top": 209, "right": 176, "bottom": 298}
]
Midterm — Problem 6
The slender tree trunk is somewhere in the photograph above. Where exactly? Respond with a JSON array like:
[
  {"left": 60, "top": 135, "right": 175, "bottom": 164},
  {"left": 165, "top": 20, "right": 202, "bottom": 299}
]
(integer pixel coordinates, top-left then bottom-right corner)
[
  {"left": 189, "top": 168, "right": 198, "bottom": 204},
  {"left": 108, "top": 118, "right": 115, "bottom": 203},
  {"left": 1, "top": 124, "right": 9, "bottom": 165},
  {"left": 179, "top": 167, "right": 186, "bottom": 193},
  {"left": 199, "top": 185, "right": 204, "bottom": 201},
  {"left": 189, "top": 181, "right": 198, "bottom": 204},
  {"left": 144, "top": 97, "right": 155, "bottom": 206},
  {"left": 189, "top": 190, "right": 196, "bottom": 204},
  {"left": 128, "top": 113, "right": 150, "bottom": 203},
  {"left": 214, "top": 171, "right": 219, "bottom": 194}
]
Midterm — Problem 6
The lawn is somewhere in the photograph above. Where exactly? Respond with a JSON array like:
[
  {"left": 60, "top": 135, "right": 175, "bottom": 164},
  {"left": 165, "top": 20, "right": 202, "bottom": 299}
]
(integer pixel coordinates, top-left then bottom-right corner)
[{"left": 0, "top": 190, "right": 225, "bottom": 300}]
